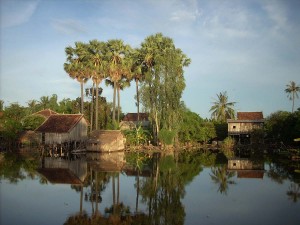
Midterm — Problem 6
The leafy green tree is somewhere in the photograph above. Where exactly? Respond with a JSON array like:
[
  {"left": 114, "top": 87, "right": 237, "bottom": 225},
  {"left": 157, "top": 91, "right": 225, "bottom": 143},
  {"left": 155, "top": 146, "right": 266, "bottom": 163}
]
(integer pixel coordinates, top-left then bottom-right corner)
[
  {"left": 22, "top": 114, "right": 45, "bottom": 130},
  {"left": 139, "top": 33, "right": 190, "bottom": 144},
  {"left": 0, "top": 99, "right": 4, "bottom": 111},
  {"left": 178, "top": 107, "right": 216, "bottom": 144},
  {"left": 265, "top": 110, "right": 300, "bottom": 144},
  {"left": 285, "top": 81, "right": 300, "bottom": 113},
  {"left": 210, "top": 91, "right": 236, "bottom": 122}
]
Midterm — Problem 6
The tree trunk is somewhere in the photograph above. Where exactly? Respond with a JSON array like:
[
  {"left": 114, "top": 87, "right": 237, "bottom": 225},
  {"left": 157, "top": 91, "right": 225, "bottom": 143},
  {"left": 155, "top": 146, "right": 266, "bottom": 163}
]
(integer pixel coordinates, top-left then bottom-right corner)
[
  {"left": 117, "top": 84, "right": 120, "bottom": 123},
  {"left": 136, "top": 78, "right": 140, "bottom": 122},
  {"left": 80, "top": 81, "right": 84, "bottom": 114},
  {"left": 112, "top": 81, "right": 117, "bottom": 123},
  {"left": 90, "top": 83, "right": 95, "bottom": 132},
  {"left": 95, "top": 81, "right": 99, "bottom": 130}
]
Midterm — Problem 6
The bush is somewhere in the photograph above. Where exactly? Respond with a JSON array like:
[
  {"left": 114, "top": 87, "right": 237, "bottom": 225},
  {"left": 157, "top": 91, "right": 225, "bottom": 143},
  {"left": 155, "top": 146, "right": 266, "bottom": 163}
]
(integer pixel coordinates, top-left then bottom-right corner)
[
  {"left": 158, "top": 129, "right": 176, "bottom": 146},
  {"left": 221, "top": 137, "right": 235, "bottom": 158}
]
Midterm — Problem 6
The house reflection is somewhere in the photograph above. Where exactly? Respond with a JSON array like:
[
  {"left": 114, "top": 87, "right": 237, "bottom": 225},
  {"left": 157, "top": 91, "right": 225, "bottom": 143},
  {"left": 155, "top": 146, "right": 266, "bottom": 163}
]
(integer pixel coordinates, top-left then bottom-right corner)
[
  {"left": 38, "top": 157, "right": 88, "bottom": 184},
  {"left": 227, "top": 158, "right": 265, "bottom": 179}
]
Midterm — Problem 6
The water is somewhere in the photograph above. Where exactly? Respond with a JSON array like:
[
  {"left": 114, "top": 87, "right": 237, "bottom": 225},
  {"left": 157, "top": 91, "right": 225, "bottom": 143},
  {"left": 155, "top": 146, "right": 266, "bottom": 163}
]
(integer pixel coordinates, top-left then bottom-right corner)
[{"left": 1, "top": 150, "right": 299, "bottom": 225}]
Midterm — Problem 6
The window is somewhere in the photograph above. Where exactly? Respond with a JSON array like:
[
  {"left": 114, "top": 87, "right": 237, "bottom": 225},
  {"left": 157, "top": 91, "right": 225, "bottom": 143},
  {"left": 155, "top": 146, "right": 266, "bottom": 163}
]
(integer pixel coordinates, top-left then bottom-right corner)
[{"left": 233, "top": 126, "right": 236, "bottom": 129}]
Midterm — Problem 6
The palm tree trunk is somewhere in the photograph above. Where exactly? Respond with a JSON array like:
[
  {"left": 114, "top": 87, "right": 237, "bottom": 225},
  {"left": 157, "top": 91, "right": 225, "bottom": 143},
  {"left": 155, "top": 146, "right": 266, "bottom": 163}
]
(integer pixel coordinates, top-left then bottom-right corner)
[
  {"left": 112, "top": 81, "right": 117, "bottom": 123},
  {"left": 136, "top": 78, "right": 140, "bottom": 122},
  {"left": 80, "top": 81, "right": 84, "bottom": 114},
  {"left": 90, "top": 83, "right": 95, "bottom": 132},
  {"left": 117, "top": 84, "right": 120, "bottom": 123},
  {"left": 292, "top": 92, "right": 295, "bottom": 113},
  {"left": 95, "top": 82, "right": 99, "bottom": 130}
]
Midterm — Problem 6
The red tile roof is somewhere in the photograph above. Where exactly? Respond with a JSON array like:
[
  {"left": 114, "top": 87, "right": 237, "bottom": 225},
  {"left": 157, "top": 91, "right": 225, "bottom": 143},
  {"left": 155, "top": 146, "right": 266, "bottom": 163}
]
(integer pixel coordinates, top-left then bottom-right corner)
[
  {"left": 237, "top": 112, "right": 264, "bottom": 120},
  {"left": 35, "top": 114, "right": 85, "bottom": 133},
  {"left": 33, "top": 109, "right": 58, "bottom": 118},
  {"left": 123, "top": 113, "right": 149, "bottom": 121}
]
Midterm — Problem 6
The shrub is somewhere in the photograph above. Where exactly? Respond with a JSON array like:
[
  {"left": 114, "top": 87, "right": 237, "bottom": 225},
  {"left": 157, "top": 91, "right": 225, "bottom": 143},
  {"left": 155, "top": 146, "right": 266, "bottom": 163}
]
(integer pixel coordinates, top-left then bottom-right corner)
[{"left": 158, "top": 129, "right": 176, "bottom": 146}]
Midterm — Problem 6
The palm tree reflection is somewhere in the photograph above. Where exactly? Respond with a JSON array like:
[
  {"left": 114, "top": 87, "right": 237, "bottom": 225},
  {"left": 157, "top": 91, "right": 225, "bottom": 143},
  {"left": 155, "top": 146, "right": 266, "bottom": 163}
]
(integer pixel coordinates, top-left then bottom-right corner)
[
  {"left": 210, "top": 165, "right": 236, "bottom": 195},
  {"left": 287, "top": 182, "right": 300, "bottom": 203}
]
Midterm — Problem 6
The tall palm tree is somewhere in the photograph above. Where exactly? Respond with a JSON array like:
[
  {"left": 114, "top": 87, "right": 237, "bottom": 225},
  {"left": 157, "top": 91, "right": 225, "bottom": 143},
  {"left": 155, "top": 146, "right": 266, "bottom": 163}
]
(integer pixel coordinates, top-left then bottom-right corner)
[
  {"left": 130, "top": 49, "right": 145, "bottom": 122},
  {"left": 209, "top": 91, "right": 236, "bottom": 122},
  {"left": 105, "top": 77, "right": 130, "bottom": 123},
  {"left": 64, "top": 42, "right": 90, "bottom": 114},
  {"left": 87, "top": 40, "right": 107, "bottom": 130},
  {"left": 285, "top": 81, "right": 300, "bottom": 113},
  {"left": 39, "top": 96, "right": 50, "bottom": 109},
  {"left": 106, "top": 39, "right": 132, "bottom": 124},
  {"left": 210, "top": 165, "right": 236, "bottom": 195}
]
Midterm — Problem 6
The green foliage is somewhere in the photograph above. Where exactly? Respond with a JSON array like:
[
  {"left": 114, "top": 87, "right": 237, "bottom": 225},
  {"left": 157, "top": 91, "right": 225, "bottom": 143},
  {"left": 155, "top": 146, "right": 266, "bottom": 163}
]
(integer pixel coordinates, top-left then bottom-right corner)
[
  {"left": 178, "top": 108, "right": 216, "bottom": 144},
  {"left": 124, "top": 125, "right": 151, "bottom": 146},
  {"left": 265, "top": 110, "right": 300, "bottom": 144},
  {"left": 220, "top": 137, "right": 235, "bottom": 158},
  {"left": 214, "top": 122, "right": 228, "bottom": 140},
  {"left": 210, "top": 91, "right": 236, "bottom": 122},
  {"left": 22, "top": 114, "right": 45, "bottom": 130},
  {"left": 158, "top": 128, "right": 176, "bottom": 145},
  {"left": 139, "top": 33, "right": 190, "bottom": 139},
  {"left": 250, "top": 128, "right": 265, "bottom": 144}
]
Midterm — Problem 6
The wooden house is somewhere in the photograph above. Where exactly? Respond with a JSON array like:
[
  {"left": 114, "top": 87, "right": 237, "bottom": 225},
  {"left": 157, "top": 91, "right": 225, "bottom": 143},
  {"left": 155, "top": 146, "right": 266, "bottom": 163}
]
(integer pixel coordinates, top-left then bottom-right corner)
[
  {"left": 227, "top": 158, "right": 264, "bottom": 179},
  {"left": 120, "top": 113, "right": 150, "bottom": 130},
  {"left": 38, "top": 157, "right": 87, "bottom": 185},
  {"left": 35, "top": 114, "right": 88, "bottom": 146},
  {"left": 227, "top": 112, "right": 264, "bottom": 144}
]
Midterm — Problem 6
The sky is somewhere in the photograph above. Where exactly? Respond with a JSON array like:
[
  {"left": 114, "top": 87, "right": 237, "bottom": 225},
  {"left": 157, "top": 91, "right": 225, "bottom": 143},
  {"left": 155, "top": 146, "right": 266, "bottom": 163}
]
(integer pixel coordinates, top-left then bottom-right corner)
[{"left": 1, "top": 0, "right": 300, "bottom": 118}]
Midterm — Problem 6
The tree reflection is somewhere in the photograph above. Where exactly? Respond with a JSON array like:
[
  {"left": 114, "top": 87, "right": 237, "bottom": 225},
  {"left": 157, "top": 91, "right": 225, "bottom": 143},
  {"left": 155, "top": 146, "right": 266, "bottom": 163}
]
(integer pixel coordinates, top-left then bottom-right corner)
[
  {"left": 0, "top": 152, "right": 39, "bottom": 183},
  {"left": 287, "top": 182, "right": 300, "bottom": 203},
  {"left": 210, "top": 165, "right": 236, "bottom": 195}
]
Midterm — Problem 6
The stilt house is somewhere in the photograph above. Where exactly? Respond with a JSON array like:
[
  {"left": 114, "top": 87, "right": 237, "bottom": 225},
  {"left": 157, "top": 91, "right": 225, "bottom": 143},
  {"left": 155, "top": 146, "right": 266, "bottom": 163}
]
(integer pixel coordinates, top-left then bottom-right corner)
[
  {"left": 35, "top": 114, "right": 88, "bottom": 145},
  {"left": 227, "top": 112, "right": 264, "bottom": 144}
]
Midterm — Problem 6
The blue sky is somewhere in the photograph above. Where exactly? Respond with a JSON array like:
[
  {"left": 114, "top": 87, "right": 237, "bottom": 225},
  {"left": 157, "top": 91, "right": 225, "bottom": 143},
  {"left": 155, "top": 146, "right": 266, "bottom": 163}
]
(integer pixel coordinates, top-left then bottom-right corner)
[{"left": 1, "top": 0, "right": 299, "bottom": 118}]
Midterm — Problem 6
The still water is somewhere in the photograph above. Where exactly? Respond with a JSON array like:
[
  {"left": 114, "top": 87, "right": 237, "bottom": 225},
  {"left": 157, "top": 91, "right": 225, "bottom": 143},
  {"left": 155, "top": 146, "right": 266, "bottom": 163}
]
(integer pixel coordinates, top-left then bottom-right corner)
[{"left": 1, "top": 150, "right": 300, "bottom": 225}]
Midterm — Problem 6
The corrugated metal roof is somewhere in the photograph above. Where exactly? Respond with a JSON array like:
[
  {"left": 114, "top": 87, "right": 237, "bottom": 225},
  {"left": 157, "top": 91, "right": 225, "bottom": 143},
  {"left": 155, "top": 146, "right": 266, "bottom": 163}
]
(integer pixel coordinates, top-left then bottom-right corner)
[{"left": 35, "top": 114, "right": 84, "bottom": 133}]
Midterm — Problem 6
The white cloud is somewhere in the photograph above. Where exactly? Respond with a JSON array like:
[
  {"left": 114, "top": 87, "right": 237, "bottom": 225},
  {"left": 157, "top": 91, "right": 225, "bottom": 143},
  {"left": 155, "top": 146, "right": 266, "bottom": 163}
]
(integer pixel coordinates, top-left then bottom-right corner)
[
  {"left": 0, "top": 0, "right": 39, "bottom": 28},
  {"left": 51, "top": 19, "right": 87, "bottom": 35}
]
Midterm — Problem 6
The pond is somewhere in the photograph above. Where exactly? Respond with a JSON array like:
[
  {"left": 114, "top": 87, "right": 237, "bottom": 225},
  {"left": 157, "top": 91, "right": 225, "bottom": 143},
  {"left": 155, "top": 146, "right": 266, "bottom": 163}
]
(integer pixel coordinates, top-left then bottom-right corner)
[{"left": 0, "top": 150, "right": 300, "bottom": 225}]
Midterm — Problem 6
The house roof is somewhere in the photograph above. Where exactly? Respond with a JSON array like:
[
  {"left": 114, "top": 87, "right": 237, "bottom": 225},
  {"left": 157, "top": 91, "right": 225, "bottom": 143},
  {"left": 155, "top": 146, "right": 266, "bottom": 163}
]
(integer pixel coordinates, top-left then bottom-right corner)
[
  {"left": 35, "top": 114, "right": 85, "bottom": 133},
  {"left": 237, "top": 112, "right": 264, "bottom": 120},
  {"left": 123, "top": 113, "right": 149, "bottom": 121},
  {"left": 33, "top": 109, "right": 58, "bottom": 118},
  {"left": 37, "top": 168, "right": 83, "bottom": 185}
]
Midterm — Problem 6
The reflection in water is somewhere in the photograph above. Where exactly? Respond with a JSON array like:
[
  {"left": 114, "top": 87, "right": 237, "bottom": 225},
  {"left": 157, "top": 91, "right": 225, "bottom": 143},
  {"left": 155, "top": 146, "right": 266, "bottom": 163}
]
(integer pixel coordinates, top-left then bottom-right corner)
[
  {"left": 287, "top": 183, "right": 300, "bottom": 203},
  {"left": 210, "top": 165, "right": 236, "bottom": 195},
  {"left": 1, "top": 150, "right": 300, "bottom": 225}
]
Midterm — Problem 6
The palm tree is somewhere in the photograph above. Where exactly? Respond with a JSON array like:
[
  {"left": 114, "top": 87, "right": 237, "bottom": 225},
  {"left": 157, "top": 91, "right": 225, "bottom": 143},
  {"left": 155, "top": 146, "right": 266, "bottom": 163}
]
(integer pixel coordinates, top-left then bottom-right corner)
[
  {"left": 106, "top": 39, "right": 132, "bottom": 124},
  {"left": 105, "top": 77, "right": 130, "bottom": 123},
  {"left": 285, "top": 81, "right": 300, "bottom": 113},
  {"left": 27, "top": 100, "right": 38, "bottom": 113},
  {"left": 39, "top": 96, "right": 50, "bottom": 109},
  {"left": 210, "top": 165, "right": 236, "bottom": 195},
  {"left": 64, "top": 42, "right": 90, "bottom": 114},
  {"left": 130, "top": 49, "right": 145, "bottom": 122},
  {"left": 286, "top": 182, "right": 300, "bottom": 203},
  {"left": 209, "top": 91, "right": 236, "bottom": 122},
  {"left": 87, "top": 40, "right": 107, "bottom": 130}
]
